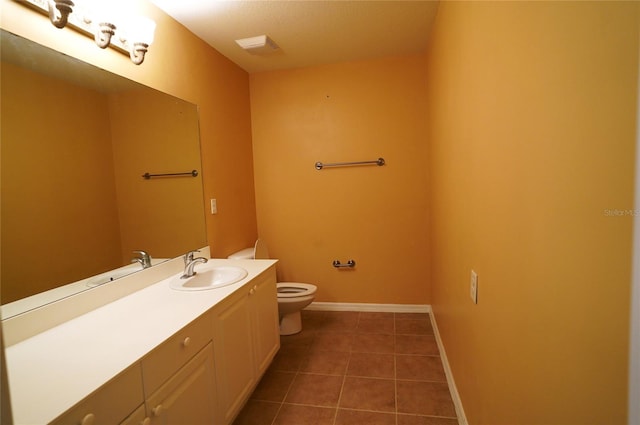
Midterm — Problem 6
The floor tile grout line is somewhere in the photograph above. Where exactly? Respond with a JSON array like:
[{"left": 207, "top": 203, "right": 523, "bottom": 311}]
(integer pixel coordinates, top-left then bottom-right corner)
[
  {"left": 269, "top": 360, "right": 302, "bottom": 425},
  {"left": 335, "top": 313, "right": 356, "bottom": 425},
  {"left": 270, "top": 330, "right": 314, "bottom": 425},
  {"left": 332, "top": 355, "right": 351, "bottom": 425}
]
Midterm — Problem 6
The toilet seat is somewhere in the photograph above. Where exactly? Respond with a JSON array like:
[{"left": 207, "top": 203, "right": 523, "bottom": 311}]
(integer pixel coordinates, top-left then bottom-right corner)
[
  {"left": 277, "top": 282, "right": 317, "bottom": 298},
  {"left": 227, "top": 240, "right": 317, "bottom": 335}
]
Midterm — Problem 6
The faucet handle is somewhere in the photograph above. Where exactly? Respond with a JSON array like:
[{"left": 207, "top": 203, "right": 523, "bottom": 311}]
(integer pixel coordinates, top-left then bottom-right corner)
[{"left": 184, "top": 250, "right": 201, "bottom": 264}]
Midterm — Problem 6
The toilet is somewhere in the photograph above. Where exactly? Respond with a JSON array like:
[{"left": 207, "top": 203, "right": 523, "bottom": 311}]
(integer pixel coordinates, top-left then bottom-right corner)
[{"left": 228, "top": 239, "right": 317, "bottom": 335}]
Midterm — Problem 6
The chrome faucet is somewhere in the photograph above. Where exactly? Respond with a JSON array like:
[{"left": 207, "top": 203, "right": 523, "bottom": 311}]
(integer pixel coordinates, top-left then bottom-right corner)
[
  {"left": 132, "top": 250, "right": 152, "bottom": 269},
  {"left": 182, "top": 251, "right": 208, "bottom": 279}
]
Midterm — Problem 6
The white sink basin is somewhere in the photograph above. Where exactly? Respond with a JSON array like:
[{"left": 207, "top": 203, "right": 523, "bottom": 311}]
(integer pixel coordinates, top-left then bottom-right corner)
[{"left": 169, "top": 266, "right": 248, "bottom": 291}]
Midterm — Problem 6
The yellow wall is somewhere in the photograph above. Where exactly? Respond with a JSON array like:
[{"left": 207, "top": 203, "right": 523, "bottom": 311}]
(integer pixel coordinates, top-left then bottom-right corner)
[
  {"left": 1, "top": 62, "right": 122, "bottom": 303},
  {"left": 250, "top": 55, "right": 430, "bottom": 304},
  {"left": 0, "top": 0, "right": 258, "bottom": 259},
  {"left": 426, "top": 2, "right": 638, "bottom": 423}
]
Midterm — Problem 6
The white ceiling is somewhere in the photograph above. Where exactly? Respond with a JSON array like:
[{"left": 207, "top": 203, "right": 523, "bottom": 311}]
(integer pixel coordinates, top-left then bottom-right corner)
[{"left": 148, "top": 1, "right": 440, "bottom": 73}]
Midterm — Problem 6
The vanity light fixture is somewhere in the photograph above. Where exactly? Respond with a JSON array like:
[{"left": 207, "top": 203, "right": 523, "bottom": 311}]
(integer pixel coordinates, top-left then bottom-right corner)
[
  {"left": 123, "top": 16, "right": 156, "bottom": 65},
  {"left": 48, "top": 0, "right": 74, "bottom": 28},
  {"left": 17, "top": 0, "right": 156, "bottom": 65},
  {"left": 94, "top": 22, "right": 116, "bottom": 48}
]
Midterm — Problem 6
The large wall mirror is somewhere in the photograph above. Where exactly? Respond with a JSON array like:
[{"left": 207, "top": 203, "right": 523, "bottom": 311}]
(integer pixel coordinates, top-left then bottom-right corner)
[{"left": 0, "top": 30, "right": 208, "bottom": 319}]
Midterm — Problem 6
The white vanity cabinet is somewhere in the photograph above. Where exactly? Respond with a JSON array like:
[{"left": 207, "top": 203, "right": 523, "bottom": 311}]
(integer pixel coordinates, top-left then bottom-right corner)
[
  {"left": 5, "top": 259, "right": 279, "bottom": 425},
  {"left": 212, "top": 267, "right": 280, "bottom": 425},
  {"left": 49, "top": 365, "right": 144, "bottom": 425}
]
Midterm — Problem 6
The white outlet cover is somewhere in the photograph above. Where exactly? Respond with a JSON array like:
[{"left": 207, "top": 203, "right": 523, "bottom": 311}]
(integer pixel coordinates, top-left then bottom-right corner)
[{"left": 470, "top": 270, "right": 478, "bottom": 304}]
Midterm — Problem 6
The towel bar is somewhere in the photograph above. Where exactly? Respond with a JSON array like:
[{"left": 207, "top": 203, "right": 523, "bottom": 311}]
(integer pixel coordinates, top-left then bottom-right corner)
[{"left": 315, "top": 158, "right": 385, "bottom": 170}]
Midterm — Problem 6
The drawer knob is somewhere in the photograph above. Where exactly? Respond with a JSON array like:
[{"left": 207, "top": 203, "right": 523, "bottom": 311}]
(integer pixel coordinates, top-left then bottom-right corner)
[
  {"left": 152, "top": 404, "right": 163, "bottom": 417},
  {"left": 81, "top": 413, "right": 95, "bottom": 425},
  {"left": 141, "top": 417, "right": 151, "bottom": 425},
  {"left": 182, "top": 337, "right": 191, "bottom": 347}
]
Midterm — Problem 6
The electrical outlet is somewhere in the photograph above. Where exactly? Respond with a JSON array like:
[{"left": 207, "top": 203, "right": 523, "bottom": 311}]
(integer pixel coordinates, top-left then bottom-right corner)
[{"left": 470, "top": 270, "right": 478, "bottom": 304}]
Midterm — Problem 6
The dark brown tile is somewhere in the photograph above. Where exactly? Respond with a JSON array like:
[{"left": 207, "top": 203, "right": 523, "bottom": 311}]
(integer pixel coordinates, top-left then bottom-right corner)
[
  {"left": 280, "top": 329, "right": 316, "bottom": 349},
  {"left": 232, "top": 400, "right": 281, "bottom": 425},
  {"left": 396, "top": 355, "right": 446, "bottom": 382},
  {"left": 360, "top": 312, "right": 395, "bottom": 321},
  {"left": 274, "top": 403, "right": 336, "bottom": 425},
  {"left": 270, "top": 346, "right": 309, "bottom": 372},
  {"left": 357, "top": 316, "right": 395, "bottom": 334},
  {"left": 351, "top": 333, "right": 395, "bottom": 354},
  {"left": 285, "top": 373, "right": 344, "bottom": 407},
  {"left": 320, "top": 311, "right": 359, "bottom": 332},
  {"left": 236, "top": 310, "right": 459, "bottom": 425},
  {"left": 335, "top": 409, "right": 396, "bottom": 425},
  {"left": 395, "top": 313, "right": 431, "bottom": 321},
  {"left": 347, "top": 352, "right": 395, "bottom": 379},
  {"left": 395, "top": 334, "right": 439, "bottom": 355},
  {"left": 397, "top": 381, "right": 456, "bottom": 417},
  {"left": 301, "top": 310, "right": 326, "bottom": 331},
  {"left": 311, "top": 332, "right": 355, "bottom": 352},
  {"left": 395, "top": 318, "right": 434, "bottom": 335},
  {"left": 250, "top": 370, "right": 296, "bottom": 402},
  {"left": 397, "top": 414, "right": 459, "bottom": 425},
  {"left": 339, "top": 377, "right": 396, "bottom": 412},
  {"left": 300, "top": 350, "right": 350, "bottom": 375}
]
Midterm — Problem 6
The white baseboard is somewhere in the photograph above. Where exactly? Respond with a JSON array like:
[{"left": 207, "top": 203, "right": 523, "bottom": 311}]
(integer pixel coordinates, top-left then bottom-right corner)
[
  {"left": 306, "top": 302, "right": 431, "bottom": 313},
  {"left": 429, "top": 311, "right": 468, "bottom": 425},
  {"left": 305, "top": 301, "right": 467, "bottom": 425}
]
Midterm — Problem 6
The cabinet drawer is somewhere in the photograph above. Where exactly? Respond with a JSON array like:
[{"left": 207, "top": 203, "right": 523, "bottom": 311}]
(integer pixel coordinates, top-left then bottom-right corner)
[
  {"left": 141, "top": 311, "right": 212, "bottom": 394},
  {"left": 50, "top": 364, "right": 144, "bottom": 425}
]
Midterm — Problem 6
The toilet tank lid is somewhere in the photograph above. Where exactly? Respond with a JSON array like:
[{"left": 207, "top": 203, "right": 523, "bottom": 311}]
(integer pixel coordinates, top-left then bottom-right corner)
[{"left": 227, "top": 247, "right": 255, "bottom": 260}]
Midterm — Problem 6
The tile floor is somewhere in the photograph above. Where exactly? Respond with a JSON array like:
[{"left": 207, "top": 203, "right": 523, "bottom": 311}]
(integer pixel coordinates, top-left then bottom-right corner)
[{"left": 233, "top": 310, "right": 459, "bottom": 425}]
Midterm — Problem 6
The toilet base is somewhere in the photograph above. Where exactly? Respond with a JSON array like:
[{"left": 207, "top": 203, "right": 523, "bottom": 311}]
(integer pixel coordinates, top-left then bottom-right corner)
[{"left": 279, "top": 311, "right": 302, "bottom": 335}]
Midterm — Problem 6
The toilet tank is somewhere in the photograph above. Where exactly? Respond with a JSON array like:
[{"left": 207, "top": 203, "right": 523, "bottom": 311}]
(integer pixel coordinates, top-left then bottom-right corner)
[
  {"left": 228, "top": 240, "right": 270, "bottom": 260},
  {"left": 227, "top": 247, "right": 255, "bottom": 260}
]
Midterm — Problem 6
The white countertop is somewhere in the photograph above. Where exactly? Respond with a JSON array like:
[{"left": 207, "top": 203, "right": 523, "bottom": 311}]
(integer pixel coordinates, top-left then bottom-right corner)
[{"left": 4, "top": 258, "right": 277, "bottom": 425}]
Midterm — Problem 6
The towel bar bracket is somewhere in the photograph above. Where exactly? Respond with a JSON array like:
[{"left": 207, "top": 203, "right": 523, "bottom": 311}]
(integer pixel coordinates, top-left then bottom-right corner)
[{"left": 333, "top": 260, "right": 356, "bottom": 269}]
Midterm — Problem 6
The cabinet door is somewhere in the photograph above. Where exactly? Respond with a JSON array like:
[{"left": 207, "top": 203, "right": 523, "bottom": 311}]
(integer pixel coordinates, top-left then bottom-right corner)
[
  {"left": 212, "top": 290, "right": 255, "bottom": 425},
  {"left": 120, "top": 404, "right": 148, "bottom": 425},
  {"left": 146, "top": 343, "right": 216, "bottom": 425},
  {"left": 250, "top": 270, "right": 280, "bottom": 377}
]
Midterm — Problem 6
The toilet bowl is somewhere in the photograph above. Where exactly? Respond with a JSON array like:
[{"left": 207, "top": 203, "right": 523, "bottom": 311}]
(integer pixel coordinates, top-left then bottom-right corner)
[{"left": 228, "top": 239, "right": 317, "bottom": 335}]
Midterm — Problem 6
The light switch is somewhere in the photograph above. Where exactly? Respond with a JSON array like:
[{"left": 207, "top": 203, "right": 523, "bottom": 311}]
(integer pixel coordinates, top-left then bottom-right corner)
[{"left": 210, "top": 199, "right": 217, "bottom": 214}]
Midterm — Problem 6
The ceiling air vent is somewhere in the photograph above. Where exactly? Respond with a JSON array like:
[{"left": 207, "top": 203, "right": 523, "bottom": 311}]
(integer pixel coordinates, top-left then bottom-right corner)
[{"left": 235, "top": 35, "right": 279, "bottom": 54}]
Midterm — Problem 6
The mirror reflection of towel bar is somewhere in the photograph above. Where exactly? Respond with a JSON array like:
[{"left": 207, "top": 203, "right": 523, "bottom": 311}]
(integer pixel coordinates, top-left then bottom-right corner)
[
  {"left": 142, "top": 170, "right": 198, "bottom": 179},
  {"left": 315, "top": 158, "right": 385, "bottom": 170},
  {"left": 333, "top": 260, "right": 356, "bottom": 268}
]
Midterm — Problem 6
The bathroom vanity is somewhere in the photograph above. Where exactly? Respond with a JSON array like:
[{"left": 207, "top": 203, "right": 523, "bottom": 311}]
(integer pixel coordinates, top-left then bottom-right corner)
[{"left": 2, "top": 256, "right": 279, "bottom": 425}]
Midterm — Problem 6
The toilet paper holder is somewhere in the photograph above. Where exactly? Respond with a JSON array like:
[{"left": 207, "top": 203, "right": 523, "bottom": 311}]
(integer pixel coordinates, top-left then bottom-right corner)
[{"left": 333, "top": 259, "right": 356, "bottom": 268}]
